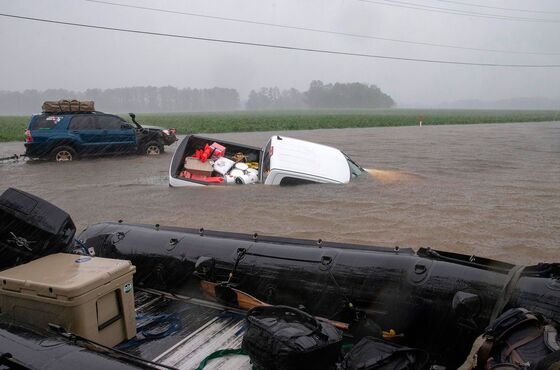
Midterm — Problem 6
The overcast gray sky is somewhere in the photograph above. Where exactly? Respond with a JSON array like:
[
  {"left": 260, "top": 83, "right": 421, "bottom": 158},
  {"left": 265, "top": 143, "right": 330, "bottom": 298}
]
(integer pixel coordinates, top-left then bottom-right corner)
[{"left": 1, "top": 0, "right": 559, "bottom": 106}]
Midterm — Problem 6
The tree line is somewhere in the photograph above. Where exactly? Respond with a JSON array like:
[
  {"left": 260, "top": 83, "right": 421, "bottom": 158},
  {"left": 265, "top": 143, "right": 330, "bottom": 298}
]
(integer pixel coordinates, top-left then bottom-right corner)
[
  {"left": 246, "top": 81, "right": 395, "bottom": 110},
  {"left": 0, "top": 81, "right": 395, "bottom": 114},
  {"left": 0, "top": 86, "right": 239, "bottom": 115}
]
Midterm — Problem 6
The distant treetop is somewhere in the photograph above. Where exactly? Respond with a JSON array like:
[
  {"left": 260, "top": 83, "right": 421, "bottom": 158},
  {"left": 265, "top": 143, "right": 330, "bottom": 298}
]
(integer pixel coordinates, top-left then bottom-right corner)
[{"left": 246, "top": 81, "right": 395, "bottom": 110}]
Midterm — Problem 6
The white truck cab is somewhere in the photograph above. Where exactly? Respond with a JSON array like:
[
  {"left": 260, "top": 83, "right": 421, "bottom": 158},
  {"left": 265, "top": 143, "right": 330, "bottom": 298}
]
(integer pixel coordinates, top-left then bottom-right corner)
[
  {"left": 260, "top": 135, "right": 360, "bottom": 185},
  {"left": 169, "top": 134, "right": 364, "bottom": 187}
]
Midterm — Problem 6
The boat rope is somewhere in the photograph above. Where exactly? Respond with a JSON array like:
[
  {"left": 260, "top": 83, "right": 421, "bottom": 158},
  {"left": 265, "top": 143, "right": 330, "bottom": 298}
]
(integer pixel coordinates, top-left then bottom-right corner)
[
  {"left": 74, "top": 238, "right": 91, "bottom": 256},
  {"left": 195, "top": 348, "right": 250, "bottom": 370},
  {"left": 116, "top": 313, "right": 182, "bottom": 350},
  {"left": 324, "top": 269, "right": 360, "bottom": 321},
  {"left": 226, "top": 246, "right": 252, "bottom": 284}
]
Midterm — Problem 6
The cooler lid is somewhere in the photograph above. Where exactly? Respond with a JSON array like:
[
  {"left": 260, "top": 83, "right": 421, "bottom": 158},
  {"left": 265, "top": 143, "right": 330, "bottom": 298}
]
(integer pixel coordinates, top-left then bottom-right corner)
[{"left": 0, "top": 253, "right": 135, "bottom": 299}]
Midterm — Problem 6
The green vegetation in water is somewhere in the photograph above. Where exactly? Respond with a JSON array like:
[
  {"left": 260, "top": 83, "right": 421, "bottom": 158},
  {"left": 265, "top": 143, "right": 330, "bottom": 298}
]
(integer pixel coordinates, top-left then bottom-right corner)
[{"left": 0, "top": 109, "right": 559, "bottom": 142}]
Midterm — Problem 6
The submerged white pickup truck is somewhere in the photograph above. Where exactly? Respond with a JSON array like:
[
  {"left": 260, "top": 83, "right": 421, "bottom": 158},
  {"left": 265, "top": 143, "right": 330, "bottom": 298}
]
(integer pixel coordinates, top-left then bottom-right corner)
[{"left": 168, "top": 135, "right": 364, "bottom": 187}]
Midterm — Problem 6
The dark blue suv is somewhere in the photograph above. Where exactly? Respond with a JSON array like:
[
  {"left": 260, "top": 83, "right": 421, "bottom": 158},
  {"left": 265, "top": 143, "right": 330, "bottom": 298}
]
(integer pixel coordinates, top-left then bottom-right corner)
[{"left": 24, "top": 112, "right": 177, "bottom": 161}]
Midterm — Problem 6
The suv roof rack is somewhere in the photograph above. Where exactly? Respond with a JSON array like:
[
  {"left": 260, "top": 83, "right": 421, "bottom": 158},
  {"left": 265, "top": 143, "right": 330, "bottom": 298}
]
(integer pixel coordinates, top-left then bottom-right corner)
[{"left": 41, "top": 111, "right": 105, "bottom": 115}]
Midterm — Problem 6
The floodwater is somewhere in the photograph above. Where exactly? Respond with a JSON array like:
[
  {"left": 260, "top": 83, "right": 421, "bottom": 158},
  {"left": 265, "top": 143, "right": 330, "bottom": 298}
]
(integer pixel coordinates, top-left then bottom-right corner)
[{"left": 1, "top": 121, "right": 559, "bottom": 264}]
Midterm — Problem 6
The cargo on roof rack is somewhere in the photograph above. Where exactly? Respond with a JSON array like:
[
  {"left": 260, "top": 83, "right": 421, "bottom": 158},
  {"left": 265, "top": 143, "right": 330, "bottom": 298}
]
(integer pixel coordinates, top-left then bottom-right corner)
[{"left": 42, "top": 99, "right": 95, "bottom": 113}]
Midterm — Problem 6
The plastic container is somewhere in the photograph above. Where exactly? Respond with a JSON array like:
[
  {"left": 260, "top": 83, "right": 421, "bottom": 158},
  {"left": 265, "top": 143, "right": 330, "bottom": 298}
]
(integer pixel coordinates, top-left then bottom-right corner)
[
  {"left": 0, "top": 253, "right": 136, "bottom": 347},
  {"left": 246, "top": 171, "right": 259, "bottom": 183},
  {"left": 213, "top": 157, "right": 235, "bottom": 175},
  {"left": 210, "top": 142, "right": 226, "bottom": 159},
  {"left": 229, "top": 169, "right": 245, "bottom": 178},
  {"left": 234, "top": 163, "right": 249, "bottom": 171},
  {"left": 235, "top": 172, "right": 259, "bottom": 184}
]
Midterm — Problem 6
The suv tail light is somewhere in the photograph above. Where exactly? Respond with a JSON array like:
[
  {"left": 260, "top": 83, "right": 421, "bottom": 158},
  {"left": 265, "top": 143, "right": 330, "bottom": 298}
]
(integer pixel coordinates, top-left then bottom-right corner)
[{"left": 24, "top": 129, "right": 32, "bottom": 142}]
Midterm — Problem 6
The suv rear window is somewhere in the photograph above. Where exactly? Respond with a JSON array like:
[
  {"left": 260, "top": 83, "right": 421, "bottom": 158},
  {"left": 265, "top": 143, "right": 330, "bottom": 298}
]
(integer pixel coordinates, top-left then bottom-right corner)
[{"left": 30, "top": 115, "right": 63, "bottom": 130}]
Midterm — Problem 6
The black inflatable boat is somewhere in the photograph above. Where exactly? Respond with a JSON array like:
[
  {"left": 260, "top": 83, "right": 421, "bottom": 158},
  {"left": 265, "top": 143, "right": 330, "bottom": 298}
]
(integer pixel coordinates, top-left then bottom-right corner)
[
  {"left": 1, "top": 188, "right": 559, "bottom": 369},
  {"left": 77, "top": 221, "right": 560, "bottom": 367}
]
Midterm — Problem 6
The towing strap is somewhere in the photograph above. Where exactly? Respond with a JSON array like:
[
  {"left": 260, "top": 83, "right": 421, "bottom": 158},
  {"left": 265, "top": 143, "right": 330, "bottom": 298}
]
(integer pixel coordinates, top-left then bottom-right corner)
[
  {"left": 490, "top": 265, "right": 526, "bottom": 323},
  {"left": 0, "top": 154, "right": 24, "bottom": 162}
]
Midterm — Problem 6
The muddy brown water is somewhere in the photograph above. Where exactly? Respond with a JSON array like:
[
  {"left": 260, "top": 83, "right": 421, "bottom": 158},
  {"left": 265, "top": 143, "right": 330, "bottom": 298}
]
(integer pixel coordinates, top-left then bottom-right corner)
[{"left": 1, "top": 121, "right": 559, "bottom": 264}]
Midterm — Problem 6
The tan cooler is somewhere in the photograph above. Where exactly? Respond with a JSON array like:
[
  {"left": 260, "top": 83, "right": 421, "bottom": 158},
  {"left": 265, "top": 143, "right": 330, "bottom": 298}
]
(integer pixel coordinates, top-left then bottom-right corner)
[{"left": 0, "top": 253, "right": 136, "bottom": 347}]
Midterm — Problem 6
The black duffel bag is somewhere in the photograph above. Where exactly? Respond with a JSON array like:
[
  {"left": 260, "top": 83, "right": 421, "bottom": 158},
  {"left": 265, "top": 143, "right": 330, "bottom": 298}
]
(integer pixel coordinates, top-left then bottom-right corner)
[
  {"left": 471, "top": 308, "right": 560, "bottom": 370},
  {"left": 242, "top": 305, "right": 343, "bottom": 370},
  {"left": 342, "top": 337, "right": 429, "bottom": 370}
]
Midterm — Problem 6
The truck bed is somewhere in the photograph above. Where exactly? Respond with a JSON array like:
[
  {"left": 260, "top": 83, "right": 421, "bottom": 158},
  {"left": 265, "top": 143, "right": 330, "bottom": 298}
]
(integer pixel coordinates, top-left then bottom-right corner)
[
  {"left": 169, "top": 135, "right": 262, "bottom": 186},
  {"left": 123, "top": 289, "right": 252, "bottom": 370}
]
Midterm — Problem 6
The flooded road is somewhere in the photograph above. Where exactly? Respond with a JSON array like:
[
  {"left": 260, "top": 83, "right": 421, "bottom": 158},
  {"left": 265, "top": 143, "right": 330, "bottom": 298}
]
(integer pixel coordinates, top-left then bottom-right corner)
[{"left": 1, "top": 121, "right": 559, "bottom": 264}]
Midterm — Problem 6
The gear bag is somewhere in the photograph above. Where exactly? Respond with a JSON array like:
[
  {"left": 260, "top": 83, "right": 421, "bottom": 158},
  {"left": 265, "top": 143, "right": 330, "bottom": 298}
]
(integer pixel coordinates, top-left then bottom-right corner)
[
  {"left": 341, "top": 336, "right": 429, "bottom": 370},
  {"left": 241, "top": 305, "right": 343, "bottom": 370},
  {"left": 42, "top": 99, "right": 95, "bottom": 113},
  {"left": 459, "top": 308, "right": 560, "bottom": 370}
]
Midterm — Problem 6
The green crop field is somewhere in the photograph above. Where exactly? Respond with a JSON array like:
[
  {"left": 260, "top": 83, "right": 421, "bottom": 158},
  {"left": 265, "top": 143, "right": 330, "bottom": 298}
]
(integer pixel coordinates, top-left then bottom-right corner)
[
  {"left": 0, "top": 116, "right": 32, "bottom": 142},
  {"left": 1, "top": 109, "right": 559, "bottom": 143}
]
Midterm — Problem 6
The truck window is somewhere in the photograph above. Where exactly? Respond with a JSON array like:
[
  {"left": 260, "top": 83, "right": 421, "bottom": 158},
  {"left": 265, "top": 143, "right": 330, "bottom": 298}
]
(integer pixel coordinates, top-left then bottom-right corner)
[{"left": 279, "top": 177, "right": 318, "bottom": 186}]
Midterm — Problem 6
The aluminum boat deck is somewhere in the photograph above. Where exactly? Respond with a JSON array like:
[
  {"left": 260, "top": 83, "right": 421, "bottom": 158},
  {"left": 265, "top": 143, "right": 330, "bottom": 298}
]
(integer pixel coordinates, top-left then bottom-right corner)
[{"left": 124, "top": 289, "right": 252, "bottom": 370}]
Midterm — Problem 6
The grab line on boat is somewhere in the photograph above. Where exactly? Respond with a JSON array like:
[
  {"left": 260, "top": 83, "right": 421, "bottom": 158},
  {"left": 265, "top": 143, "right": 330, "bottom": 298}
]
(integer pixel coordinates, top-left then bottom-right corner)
[{"left": 137, "top": 288, "right": 247, "bottom": 315}]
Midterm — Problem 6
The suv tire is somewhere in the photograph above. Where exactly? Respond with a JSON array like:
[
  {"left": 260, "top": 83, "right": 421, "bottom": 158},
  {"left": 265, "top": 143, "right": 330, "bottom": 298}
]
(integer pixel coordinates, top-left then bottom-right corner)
[
  {"left": 51, "top": 146, "right": 77, "bottom": 162},
  {"left": 143, "top": 141, "right": 163, "bottom": 155}
]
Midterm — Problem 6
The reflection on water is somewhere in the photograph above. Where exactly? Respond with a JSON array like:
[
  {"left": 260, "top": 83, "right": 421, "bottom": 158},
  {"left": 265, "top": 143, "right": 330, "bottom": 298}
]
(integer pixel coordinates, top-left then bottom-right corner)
[
  {"left": 366, "top": 169, "right": 424, "bottom": 183},
  {"left": 1, "top": 121, "right": 559, "bottom": 264}
]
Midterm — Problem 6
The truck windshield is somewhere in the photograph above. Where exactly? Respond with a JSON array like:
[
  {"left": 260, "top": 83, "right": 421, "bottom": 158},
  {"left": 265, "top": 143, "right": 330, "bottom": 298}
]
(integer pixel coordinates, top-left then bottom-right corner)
[{"left": 343, "top": 153, "right": 364, "bottom": 179}]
